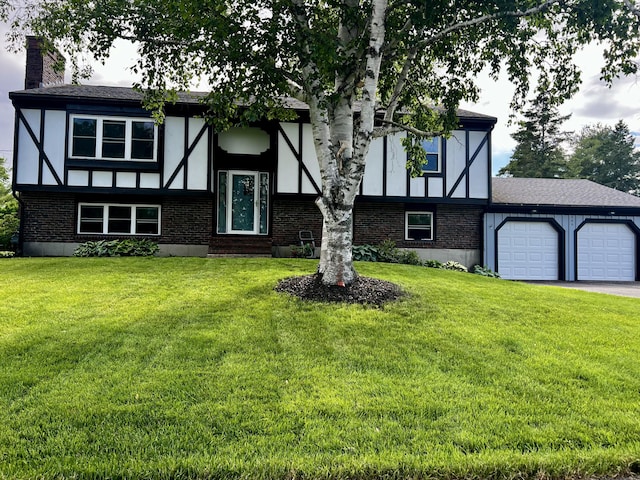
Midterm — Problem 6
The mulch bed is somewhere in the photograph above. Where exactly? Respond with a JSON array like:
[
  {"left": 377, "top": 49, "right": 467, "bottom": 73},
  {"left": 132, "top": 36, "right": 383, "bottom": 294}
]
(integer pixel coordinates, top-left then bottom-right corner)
[{"left": 275, "top": 273, "right": 404, "bottom": 306}]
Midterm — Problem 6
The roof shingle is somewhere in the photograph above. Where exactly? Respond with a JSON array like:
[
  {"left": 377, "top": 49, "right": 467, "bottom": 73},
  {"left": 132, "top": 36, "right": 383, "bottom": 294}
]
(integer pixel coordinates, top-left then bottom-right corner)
[{"left": 492, "top": 177, "right": 640, "bottom": 207}]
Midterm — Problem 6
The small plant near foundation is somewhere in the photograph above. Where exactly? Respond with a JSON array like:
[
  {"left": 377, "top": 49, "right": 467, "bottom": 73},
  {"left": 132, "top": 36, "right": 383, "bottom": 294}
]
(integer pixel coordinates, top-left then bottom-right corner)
[
  {"left": 0, "top": 250, "right": 14, "bottom": 258},
  {"left": 442, "top": 260, "right": 468, "bottom": 272},
  {"left": 74, "top": 239, "right": 159, "bottom": 257},
  {"left": 472, "top": 265, "right": 501, "bottom": 278}
]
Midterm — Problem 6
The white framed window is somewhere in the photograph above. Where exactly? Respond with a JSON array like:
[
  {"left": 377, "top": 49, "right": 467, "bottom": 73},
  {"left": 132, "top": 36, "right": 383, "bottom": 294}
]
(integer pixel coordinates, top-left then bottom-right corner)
[
  {"left": 405, "top": 211, "right": 434, "bottom": 241},
  {"left": 421, "top": 137, "right": 441, "bottom": 173},
  {"left": 78, "top": 203, "right": 161, "bottom": 235},
  {"left": 69, "top": 115, "right": 157, "bottom": 162}
]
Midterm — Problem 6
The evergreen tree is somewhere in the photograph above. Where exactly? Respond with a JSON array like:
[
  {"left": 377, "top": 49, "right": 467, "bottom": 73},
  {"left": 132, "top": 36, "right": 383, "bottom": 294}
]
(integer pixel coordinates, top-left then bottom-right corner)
[
  {"left": 567, "top": 121, "right": 640, "bottom": 194},
  {"left": 499, "top": 83, "right": 571, "bottom": 178}
]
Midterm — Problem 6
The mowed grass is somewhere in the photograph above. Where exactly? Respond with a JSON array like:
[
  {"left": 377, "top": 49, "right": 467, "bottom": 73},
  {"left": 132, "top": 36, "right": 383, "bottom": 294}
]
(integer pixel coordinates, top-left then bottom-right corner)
[{"left": 0, "top": 258, "right": 639, "bottom": 480}]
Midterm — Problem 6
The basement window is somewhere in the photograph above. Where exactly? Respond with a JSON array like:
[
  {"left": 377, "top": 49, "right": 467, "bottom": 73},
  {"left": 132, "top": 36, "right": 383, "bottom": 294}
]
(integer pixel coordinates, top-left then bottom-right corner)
[
  {"left": 70, "top": 115, "right": 157, "bottom": 161},
  {"left": 78, "top": 203, "right": 160, "bottom": 235},
  {"left": 405, "top": 212, "right": 433, "bottom": 241}
]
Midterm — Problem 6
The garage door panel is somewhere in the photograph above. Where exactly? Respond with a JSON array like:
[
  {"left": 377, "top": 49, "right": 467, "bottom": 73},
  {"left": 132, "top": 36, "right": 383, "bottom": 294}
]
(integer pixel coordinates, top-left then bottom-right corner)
[
  {"left": 498, "top": 221, "right": 559, "bottom": 280},
  {"left": 577, "top": 223, "right": 635, "bottom": 281}
]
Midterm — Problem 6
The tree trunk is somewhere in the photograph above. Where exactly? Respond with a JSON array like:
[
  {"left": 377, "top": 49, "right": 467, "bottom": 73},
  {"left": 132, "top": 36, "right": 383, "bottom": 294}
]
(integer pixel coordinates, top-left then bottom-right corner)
[{"left": 316, "top": 197, "right": 357, "bottom": 286}]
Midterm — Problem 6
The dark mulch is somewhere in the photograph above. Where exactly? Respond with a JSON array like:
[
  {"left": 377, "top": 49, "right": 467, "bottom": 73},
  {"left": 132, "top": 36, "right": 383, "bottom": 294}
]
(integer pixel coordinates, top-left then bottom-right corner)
[{"left": 275, "top": 273, "right": 405, "bottom": 306}]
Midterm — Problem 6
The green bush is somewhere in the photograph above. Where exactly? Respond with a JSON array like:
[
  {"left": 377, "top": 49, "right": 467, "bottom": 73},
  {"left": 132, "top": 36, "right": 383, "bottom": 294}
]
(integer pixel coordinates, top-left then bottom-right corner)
[
  {"left": 0, "top": 199, "right": 19, "bottom": 250},
  {"left": 352, "top": 244, "right": 380, "bottom": 262},
  {"left": 423, "top": 259, "right": 443, "bottom": 269},
  {"left": 0, "top": 251, "right": 15, "bottom": 258},
  {"left": 394, "top": 248, "right": 423, "bottom": 266},
  {"left": 472, "top": 265, "right": 501, "bottom": 278},
  {"left": 353, "top": 240, "right": 424, "bottom": 266},
  {"left": 74, "top": 239, "right": 159, "bottom": 257}
]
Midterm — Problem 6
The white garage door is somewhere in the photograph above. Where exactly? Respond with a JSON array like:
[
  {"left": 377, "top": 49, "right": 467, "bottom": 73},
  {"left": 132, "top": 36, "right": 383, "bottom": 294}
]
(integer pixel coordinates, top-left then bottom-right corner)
[
  {"left": 577, "top": 223, "right": 636, "bottom": 281},
  {"left": 498, "top": 221, "right": 559, "bottom": 280}
]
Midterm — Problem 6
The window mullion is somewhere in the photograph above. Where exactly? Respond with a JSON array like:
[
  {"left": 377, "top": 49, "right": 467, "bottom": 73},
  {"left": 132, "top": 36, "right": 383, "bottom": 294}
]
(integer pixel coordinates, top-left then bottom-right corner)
[
  {"left": 125, "top": 120, "right": 132, "bottom": 160},
  {"left": 103, "top": 205, "right": 109, "bottom": 234},
  {"left": 131, "top": 206, "right": 137, "bottom": 234},
  {"left": 96, "top": 119, "right": 104, "bottom": 159}
]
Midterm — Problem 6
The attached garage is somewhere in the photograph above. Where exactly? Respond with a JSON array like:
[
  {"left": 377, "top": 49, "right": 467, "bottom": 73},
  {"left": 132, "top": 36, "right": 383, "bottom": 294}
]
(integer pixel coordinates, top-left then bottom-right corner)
[
  {"left": 577, "top": 222, "right": 636, "bottom": 281},
  {"left": 497, "top": 220, "right": 560, "bottom": 280},
  {"left": 485, "top": 178, "right": 640, "bottom": 282}
]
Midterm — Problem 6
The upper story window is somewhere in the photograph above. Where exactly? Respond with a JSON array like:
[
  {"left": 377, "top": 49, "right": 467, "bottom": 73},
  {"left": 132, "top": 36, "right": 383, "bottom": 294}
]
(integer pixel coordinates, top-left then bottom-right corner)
[
  {"left": 70, "top": 115, "right": 157, "bottom": 162},
  {"left": 421, "top": 137, "right": 441, "bottom": 173}
]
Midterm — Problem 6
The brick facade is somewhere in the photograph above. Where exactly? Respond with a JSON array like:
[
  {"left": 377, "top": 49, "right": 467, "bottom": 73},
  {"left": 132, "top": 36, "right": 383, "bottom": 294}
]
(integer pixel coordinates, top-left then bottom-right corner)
[
  {"left": 272, "top": 197, "right": 482, "bottom": 250},
  {"left": 271, "top": 198, "right": 323, "bottom": 246},
  {"left": 19, "top": 191, "right": 481, "bottom": 254},
  {"left": 19, "top": 192, "right": 212, "bottom": 246}
]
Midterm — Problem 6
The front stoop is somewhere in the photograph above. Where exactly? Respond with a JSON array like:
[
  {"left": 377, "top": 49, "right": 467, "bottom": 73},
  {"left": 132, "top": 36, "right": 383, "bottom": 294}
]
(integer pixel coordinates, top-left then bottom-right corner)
[{"left": 208, "top": 236, "right": 273, "bottom": 257}]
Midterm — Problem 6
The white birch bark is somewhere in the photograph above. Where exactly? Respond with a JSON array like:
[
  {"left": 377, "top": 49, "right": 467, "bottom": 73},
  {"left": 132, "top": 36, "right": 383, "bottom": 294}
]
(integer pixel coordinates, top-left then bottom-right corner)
[{"left": 313, "top": 0, "right": 388, "bottom": 286}]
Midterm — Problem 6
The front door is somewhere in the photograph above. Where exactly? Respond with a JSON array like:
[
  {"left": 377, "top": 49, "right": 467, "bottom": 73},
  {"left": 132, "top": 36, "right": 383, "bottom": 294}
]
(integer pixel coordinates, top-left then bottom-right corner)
[{"left": 217, "top": 170, "right": 269, "bottom": 235}]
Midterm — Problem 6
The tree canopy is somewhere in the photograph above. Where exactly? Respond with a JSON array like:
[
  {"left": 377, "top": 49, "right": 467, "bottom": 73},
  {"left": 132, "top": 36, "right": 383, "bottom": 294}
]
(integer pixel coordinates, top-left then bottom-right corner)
[
  {"left": 7, "top": 0, "right": 640, "bottom": 284},
  {"left": 567, "top": 121, "right": 640, "bottom": 195}
]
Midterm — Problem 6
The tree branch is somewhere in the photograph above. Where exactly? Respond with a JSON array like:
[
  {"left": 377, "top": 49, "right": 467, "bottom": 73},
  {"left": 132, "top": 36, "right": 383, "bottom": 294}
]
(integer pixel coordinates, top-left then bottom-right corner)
[
  {"left": 374, "top": 118, "right": 440, "bottom": 138},
  {"left": 382, "top": 45, "right": 418, "bottom": 124},
  {"left": 419, "top": 0, "right": 561, "bottom": 48}
]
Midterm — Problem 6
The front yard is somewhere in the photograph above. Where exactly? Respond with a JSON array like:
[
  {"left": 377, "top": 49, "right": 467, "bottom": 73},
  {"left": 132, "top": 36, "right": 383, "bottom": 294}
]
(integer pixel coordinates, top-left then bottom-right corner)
[{"left": 0, "top": 258, "right": 639, "bottom": 479}]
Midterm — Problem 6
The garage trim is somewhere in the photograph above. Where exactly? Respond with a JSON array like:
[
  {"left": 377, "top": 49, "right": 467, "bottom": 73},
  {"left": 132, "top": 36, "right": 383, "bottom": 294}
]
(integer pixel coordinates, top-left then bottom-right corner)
[
  {"left": 574, "top": 219, "right": 640, "bottom": 281},
  {"left": 495, "top": 217, "right": 566, "bottom": 280}
]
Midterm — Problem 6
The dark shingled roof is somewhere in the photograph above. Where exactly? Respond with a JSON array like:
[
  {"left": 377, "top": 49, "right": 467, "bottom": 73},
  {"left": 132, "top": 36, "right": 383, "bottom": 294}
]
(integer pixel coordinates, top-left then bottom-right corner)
[
  {"left": 492, "top": 177, "right": 640, "bottom": 207},
  {"left": 9, "top": 84, "right": 497, "bottom": 121}
]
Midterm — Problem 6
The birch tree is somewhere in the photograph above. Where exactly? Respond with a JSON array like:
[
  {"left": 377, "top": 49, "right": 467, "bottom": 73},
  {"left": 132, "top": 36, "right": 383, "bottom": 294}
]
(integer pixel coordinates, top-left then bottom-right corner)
[{"left": 9, "top": 0, "right": 640, "bottom": 285}]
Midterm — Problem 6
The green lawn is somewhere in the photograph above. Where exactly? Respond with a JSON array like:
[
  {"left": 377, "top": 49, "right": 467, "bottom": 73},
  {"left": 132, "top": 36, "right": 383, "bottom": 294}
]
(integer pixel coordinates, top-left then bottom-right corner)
[{"left": 0, "top": 258, "right": 639, "bottom": 480}]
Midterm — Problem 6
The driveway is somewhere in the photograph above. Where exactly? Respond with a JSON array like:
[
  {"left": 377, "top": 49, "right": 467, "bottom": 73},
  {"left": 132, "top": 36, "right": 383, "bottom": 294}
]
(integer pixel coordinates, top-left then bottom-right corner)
[{"left": 528, "top": 281, "right": 640, "bottom": 299}]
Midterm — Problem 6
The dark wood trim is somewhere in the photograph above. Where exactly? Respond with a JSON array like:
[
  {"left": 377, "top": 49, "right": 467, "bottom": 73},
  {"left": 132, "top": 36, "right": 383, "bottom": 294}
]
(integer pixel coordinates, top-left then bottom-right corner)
[
  {"left": 164, "top": 120, "right": 209, "bottom": 189},
  {"left": 447, "top": 131, "right": 488, "bottom": 198},
  {"left": 16, "top": 108, "right": 63, "bottom": 186},
  {"left": 276, "top": 123, "right": 321, "bottom": 195}
]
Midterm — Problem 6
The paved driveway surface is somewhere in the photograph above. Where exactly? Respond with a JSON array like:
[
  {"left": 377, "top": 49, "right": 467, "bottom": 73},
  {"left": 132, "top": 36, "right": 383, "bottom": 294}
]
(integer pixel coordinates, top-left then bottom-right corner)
[{"left": 528, "top": 281, "right": 640, "bottom": 299}]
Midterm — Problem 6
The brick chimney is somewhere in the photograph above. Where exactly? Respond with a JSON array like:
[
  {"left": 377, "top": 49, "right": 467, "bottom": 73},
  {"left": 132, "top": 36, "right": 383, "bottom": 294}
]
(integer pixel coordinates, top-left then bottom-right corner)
[{"left": 24, "top": 36, "right": 66, "bottom": 89}]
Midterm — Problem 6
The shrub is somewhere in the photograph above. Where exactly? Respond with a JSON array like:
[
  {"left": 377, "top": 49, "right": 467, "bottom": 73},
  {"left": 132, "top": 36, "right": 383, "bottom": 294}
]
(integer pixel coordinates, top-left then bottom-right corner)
[
  {"left": 353, "top": 240, "right": 425, "bottom": 266},
  {"left": 74, "top": 239, "right": 159, "bottom": 257},
  {"left": 376, "top": 239, "right": 401, "bottom": 263},
  {"left": 0, "top": 251, "right": 15, "bottom": 258},
  {"left": 423, "top": 259, "right": 443, "bottom": 269},
  {"left": 472, "top": 265, "right": 501, "bottom": 278},
  {"left": 394, "top": 249, "right": 423, "bottom": 266},
  {"left": 352, "top": 244, "right": 380, "bottom": 262},
  {"left": 0, "top": 209, "right": 19, "bottom": 250},
  {"left": 442, "top": 260, "right": 468, "bottom": 272}
]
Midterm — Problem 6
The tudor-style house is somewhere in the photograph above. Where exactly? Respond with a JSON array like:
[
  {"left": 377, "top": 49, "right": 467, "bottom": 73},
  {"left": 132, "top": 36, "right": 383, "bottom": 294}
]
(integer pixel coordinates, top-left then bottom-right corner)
[
  {"left": 12, "top": 38, "right": 640, "bottom": 282},
  {"left": 10, "top": 37, "right": 495, "bottom": 266}
]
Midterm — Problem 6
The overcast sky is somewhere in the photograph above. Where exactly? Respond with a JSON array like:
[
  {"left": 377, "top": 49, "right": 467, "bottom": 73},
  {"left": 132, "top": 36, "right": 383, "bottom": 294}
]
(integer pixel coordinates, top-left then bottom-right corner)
[{"left": 1, "top": 27, "right": 639, "bottom": 175}]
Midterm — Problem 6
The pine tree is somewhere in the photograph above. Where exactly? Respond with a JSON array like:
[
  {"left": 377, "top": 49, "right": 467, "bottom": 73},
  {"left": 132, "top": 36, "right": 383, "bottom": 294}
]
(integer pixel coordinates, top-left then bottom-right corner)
[
  {"left": 499, "top": 83, "right": 571, "bottom": 178},
  {"left": 567, "top": 121, "right": 640, "bottom": 194}
]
